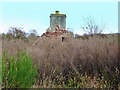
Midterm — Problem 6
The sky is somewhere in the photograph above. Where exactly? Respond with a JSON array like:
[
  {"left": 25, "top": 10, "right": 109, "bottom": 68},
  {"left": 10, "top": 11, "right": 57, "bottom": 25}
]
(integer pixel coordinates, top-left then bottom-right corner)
[{"left": 0, "top": 1, "right": 118, "bottom": 35}]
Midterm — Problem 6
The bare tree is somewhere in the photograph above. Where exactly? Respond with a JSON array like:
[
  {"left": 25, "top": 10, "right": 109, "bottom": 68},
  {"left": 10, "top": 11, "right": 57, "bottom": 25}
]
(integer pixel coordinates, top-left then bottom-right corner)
[{"left": 81, "top": 16, "right": 105, "bottom": 35}]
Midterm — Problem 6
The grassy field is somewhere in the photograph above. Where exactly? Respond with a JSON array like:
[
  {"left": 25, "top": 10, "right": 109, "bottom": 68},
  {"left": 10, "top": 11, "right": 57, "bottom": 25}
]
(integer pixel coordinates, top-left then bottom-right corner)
[{"left": 1, "top": 34, "right": 120, "bottom": 88}]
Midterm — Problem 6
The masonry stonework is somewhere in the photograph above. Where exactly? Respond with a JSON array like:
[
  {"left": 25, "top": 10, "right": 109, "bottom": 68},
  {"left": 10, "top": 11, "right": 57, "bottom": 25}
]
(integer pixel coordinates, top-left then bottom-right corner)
[{"left": 49, "top": 11, "right": 66, "bottom": 32}]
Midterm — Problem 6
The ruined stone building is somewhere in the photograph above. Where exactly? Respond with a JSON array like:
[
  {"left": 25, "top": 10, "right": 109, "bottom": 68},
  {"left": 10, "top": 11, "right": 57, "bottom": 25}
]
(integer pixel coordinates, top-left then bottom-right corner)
[
  {"left": 42, "top": 11, "right": 69, "bottom": 39},
  {"left": 33, "top": 11, "right": 69, "bottom": 46}
]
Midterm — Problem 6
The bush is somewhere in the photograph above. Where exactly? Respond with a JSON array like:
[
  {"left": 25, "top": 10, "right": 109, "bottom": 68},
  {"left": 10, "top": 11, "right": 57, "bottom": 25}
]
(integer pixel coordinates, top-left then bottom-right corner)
[{"left": 2, "top": 50, "right": 37, "bottom": 88}]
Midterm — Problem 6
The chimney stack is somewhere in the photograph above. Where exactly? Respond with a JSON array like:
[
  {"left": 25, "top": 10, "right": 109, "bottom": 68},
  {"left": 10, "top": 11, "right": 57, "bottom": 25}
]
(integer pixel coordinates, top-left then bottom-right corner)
[{"left": 55, "top": 11, "right": 59, "bottom": 14}]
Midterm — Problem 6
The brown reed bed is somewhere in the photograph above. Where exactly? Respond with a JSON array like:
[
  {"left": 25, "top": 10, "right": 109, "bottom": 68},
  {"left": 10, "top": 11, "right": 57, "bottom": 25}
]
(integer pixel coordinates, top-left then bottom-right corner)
[{"left": 1, "top": 35, "right": 119, "bottom": 88}]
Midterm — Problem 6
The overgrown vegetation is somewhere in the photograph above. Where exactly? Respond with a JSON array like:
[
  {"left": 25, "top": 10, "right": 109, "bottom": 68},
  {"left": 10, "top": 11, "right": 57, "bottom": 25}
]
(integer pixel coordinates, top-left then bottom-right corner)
[
  {"left": 2, "top": 50, "right": 37, "bottom": 88},
  {"left": 1, "top": 31, "right": 119, "bottom": 88}
]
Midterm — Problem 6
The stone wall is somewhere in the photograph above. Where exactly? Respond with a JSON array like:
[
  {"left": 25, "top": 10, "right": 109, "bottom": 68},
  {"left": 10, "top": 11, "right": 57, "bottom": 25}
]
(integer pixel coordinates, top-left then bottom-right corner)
[{"left": 50, "top": 11, "right": 66, "bottom": 32}]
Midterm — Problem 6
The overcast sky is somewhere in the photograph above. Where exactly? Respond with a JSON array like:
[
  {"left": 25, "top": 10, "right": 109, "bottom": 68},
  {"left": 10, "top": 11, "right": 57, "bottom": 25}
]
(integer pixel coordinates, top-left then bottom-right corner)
[{"left": 0, "top": 2, "right": 118, "bottom": 35}]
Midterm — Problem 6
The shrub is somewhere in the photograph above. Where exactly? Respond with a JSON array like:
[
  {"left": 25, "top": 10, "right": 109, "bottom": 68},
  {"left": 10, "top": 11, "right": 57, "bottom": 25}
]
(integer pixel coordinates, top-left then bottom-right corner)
[{"left": 2, "top": 50, "right": 37, "bottom": 88}]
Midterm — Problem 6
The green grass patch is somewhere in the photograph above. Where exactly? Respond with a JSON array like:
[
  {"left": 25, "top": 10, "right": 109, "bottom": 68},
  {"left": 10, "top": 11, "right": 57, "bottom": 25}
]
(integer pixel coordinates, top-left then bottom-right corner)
[{"left": 2, "top": 50, "right": 37, "bottom": 88}]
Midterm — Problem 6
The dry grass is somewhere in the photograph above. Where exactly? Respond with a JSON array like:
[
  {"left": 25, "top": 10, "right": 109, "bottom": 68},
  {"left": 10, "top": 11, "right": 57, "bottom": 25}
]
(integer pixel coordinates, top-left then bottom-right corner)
[{"left": 2, "top": 35, "right": 119, "bottom": 88}]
